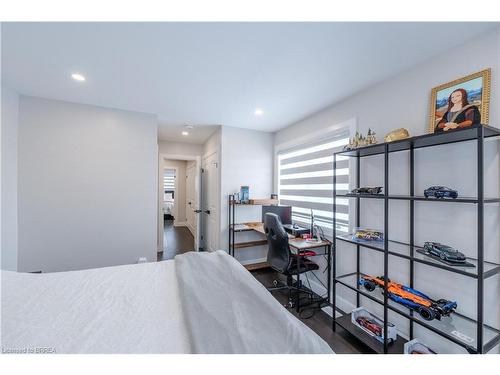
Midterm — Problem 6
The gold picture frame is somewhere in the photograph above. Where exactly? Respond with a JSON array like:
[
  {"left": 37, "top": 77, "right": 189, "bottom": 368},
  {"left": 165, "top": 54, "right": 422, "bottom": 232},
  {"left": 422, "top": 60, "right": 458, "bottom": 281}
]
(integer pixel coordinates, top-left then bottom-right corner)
[{"left": 428, "top": 68, "right": 491, "bottom": 134}]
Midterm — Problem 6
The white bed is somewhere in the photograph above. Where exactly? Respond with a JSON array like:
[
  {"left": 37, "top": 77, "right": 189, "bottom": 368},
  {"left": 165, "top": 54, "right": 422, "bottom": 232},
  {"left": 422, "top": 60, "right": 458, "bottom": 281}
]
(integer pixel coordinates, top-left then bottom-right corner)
[
  {"left": 1, "top": 251, "right": 333, "bottom": 354},
  {"left": 163, "top": 198, "right": 174, "bottom": 216}
]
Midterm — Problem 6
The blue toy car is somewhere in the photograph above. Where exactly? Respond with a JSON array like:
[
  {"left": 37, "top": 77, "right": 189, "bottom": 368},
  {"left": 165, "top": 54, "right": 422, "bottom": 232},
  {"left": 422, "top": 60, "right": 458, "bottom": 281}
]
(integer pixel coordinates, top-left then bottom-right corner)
[
  {"left": 358, "top": 275, "right": 457, "bottom": 321},
  {"left": 423, "top": 186, "right": 458, "bottom": 199}
]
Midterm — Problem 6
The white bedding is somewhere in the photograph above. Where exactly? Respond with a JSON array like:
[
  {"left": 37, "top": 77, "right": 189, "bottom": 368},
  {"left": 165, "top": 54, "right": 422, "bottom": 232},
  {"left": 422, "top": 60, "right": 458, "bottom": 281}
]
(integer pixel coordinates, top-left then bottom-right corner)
[
  {"left": 176, "top": 251, "right": 333, "bottom": 354},
  {"left": 1, "top": 260, "right": 190, "bottom": 353},
  {"left": 1, "top": 251, "right": 333, "bottom": 354},
  {"left": 163, "top": 199, "right": 174, "bottom": 215}
]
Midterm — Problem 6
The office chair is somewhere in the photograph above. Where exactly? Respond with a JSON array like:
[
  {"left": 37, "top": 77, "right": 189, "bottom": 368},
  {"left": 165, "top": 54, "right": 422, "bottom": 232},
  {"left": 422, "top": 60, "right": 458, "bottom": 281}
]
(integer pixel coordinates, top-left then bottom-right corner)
[{"left": 263, "top": 213, "right": 319, "bottom": 308}]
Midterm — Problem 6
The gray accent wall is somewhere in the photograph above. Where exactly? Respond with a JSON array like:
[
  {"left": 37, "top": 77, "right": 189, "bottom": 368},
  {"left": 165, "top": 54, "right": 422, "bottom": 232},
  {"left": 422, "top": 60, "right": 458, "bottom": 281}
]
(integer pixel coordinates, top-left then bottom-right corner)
[
  {"left": 17, "top": 96, "right": 158, "bottom": 272},
  {"left": 1, "top": 84, "right": 19, "bottom": 271}
]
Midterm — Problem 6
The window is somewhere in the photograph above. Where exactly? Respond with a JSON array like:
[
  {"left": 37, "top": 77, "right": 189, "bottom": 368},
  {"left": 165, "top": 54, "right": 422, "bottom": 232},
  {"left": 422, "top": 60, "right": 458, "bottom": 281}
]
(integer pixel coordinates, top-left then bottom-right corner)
[
  {"left": 277, "top": 130, "right": 350, "bottom": 235},
  {"left": 164, "top": 169, "right": 176, "bottom": 201}
]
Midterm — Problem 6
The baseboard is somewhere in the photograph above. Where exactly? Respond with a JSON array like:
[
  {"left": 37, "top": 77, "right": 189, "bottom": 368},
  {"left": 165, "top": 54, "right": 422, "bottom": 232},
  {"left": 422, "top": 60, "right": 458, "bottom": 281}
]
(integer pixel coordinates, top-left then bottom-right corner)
[{"left": 173, "top": 221, "right": 188, "bottom": 227}]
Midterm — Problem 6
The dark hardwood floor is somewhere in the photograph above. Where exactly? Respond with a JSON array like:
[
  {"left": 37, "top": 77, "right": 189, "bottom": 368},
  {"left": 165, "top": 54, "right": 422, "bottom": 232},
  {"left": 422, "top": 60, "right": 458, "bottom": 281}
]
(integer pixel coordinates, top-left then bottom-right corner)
[
  {"left": 157, "top": 219, "right": 194, "bottom": 261},
  {"left": 157, "top": 219, "right": 367, "bottom": 353},
  {"left": 251, "top": 268, "right": 372, "bottom": 354}
]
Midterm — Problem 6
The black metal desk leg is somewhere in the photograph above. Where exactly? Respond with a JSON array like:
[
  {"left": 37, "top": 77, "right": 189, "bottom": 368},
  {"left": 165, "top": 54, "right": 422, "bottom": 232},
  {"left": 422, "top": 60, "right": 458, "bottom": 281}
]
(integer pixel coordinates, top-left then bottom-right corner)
[
  {"left": 296, "top": 254, "right": 301, "bottom": 312},
  {"left": 327, "top": 244, "right": 331, "bottom": 307}
]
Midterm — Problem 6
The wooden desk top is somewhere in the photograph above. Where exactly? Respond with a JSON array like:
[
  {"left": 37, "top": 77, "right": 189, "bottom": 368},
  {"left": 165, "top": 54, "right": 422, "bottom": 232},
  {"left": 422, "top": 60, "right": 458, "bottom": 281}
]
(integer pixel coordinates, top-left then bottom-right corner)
[
  {"left": 245, "top": 222, "right": 266, "bottom": 234},
  {"left": 289, "top": 237, "right": 331, "bottom": 250},
  {"left": 234, "top": 222, "right": 330, "bottom": 248},
  {"left": 245, "top": 222, "right": 295, "bottom": 239}
]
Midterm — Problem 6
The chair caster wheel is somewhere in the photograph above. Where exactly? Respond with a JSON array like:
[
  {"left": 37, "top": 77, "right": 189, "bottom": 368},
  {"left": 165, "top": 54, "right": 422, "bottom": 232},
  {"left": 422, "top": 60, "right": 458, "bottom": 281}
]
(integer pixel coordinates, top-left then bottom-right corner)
[
  {"left": 272, "top": 280, "right": 279, "bottom": 287},
  {"left": 287, "top": 300, "right": 295, "bottom": 308}
]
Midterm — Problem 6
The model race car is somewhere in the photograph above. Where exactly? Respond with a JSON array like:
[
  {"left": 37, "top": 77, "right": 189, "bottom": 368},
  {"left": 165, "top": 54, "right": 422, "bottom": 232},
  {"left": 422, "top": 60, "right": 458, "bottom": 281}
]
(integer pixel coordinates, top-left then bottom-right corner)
[
  {"left": 358, "top": 275, "right": 457, "bottom": 321},
  {"left": 349, "top": 186, "right": 383, "bottom": 195},
  {"left": 423, "top": 242, "right": 467, "bottom": 263},
  {"left": 423, "top": 186, "right": 458, "bottom": 199},
  {"left": 355, "top": 317, "right": 383, "bottom": 337},
  {"left": 353, "top": 229, "right": 384, "bottom": 242}
]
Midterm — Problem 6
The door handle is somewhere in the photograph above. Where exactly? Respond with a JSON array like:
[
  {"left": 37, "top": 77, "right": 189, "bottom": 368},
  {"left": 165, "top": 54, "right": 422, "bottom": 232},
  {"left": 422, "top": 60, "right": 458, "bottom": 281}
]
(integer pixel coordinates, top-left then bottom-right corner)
[
  {"left": 194, "top": 209, "right": 202, "bottom": 214},
  {"left": 204, "top": 210, "right": 211, "bottom": 215}
]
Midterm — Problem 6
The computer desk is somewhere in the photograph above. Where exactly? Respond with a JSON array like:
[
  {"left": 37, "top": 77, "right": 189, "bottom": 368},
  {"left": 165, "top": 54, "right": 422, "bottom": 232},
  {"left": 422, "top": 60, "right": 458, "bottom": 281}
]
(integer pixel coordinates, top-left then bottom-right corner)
[
  {"left": 237, "top": 222, "right": 332, "bottom": 312},
  {"left": 288, "top": 237, "right": 332, "bottom": 313}
]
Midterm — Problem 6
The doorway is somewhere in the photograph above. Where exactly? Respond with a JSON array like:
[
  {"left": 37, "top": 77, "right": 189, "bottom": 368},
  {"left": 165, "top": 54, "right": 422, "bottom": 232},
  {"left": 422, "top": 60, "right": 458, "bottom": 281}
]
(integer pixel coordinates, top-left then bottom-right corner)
[
  {"left": 201, "top": 151, "right": 219, "bottom": 252},
  {"left": 163, "top": 167, "right": 176, "bottom": 221},
  {"left": 158, "top": 155, "right": 202, "bottom": 260}
]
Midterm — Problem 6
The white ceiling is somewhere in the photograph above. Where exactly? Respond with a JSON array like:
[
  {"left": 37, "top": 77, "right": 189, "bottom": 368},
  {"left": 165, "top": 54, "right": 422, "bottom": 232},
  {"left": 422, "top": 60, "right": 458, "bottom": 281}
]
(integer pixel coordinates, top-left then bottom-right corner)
[
  {"left": 159, "top": 124, "right": 219, "bottom": 144},
  {"left": 2, "top": 22, "right": 497, "bottom": 143}
]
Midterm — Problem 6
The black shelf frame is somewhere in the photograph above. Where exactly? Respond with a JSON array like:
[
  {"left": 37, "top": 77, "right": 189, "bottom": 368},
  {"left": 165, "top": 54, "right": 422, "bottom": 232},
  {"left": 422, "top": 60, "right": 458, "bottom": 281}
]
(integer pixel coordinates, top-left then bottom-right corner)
[
  {"left": 332, "top": 124, "right": 500, "bottom": 354},
  {"left": 227, "top": 194, "right": 271, "bottom": 258}
]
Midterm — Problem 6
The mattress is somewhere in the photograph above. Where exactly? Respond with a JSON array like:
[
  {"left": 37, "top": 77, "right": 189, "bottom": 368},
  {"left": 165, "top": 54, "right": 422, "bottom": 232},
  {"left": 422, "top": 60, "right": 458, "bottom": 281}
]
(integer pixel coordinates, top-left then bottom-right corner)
[
  {"left": 1, "top": 251, "right": 333, "bottom": 354},
  {"left": 1, "top": 260, "right": 190, "bottom": 353},
  {"left": 163, "top": 200, "right": 174, "bottom": 215}
]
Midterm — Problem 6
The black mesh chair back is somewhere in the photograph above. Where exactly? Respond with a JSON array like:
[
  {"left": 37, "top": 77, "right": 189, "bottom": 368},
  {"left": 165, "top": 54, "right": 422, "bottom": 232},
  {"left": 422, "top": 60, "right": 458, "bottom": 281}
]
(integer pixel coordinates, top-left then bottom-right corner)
[{"left": 264, "top": 213, "right": 291, "bottom": 273}]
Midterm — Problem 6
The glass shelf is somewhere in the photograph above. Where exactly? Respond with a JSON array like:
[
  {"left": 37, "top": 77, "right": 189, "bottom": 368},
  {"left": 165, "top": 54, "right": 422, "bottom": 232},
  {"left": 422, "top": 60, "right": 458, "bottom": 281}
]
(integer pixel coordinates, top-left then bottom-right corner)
[
  {"left": 335, "top": 124, "right": 500, "bottom": 158},
  {"left": 335, "top": 272, "right": 500, "bottom": 352},
  {"left": 335, "top": 234, "right": 500, "bottom": 279},
  {"left": 338, "top": 194, "right": 500, "bottom": 204},
  {"left": 334, "top": 312, "right": 407, "bottom": 354}
]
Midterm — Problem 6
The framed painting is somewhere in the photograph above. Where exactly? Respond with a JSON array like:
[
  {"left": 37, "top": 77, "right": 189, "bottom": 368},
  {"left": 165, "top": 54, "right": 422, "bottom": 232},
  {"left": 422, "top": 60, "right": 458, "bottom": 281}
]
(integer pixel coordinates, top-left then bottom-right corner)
[{"left": 428, "top": 69, "right": 491, "bottom": 133}]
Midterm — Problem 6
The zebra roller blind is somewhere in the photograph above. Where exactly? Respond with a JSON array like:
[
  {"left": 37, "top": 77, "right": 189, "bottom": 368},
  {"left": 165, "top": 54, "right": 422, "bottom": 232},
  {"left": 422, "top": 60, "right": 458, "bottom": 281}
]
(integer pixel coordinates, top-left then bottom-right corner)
[
  {"left": 164, "top": 169, "right": 175, "bottom": 191},
  {"left": 278, "top": 130, "right": 350, "bottom": 234}
]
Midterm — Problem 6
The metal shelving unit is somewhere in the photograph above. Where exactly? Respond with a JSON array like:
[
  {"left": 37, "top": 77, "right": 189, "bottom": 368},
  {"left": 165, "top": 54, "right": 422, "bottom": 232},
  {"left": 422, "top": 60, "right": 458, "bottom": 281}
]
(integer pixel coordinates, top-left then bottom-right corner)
[
  {"left": 332, "top": 124, "right": 500, "bottom": 354},
  {"left": 228, "top": 194, "right": 278, "bottom": 270}
]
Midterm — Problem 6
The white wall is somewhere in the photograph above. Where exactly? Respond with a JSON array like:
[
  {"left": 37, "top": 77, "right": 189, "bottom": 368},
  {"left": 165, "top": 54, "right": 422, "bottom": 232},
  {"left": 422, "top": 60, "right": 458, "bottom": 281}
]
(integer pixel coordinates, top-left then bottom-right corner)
[
  {"left": 1, "top": 84, "right": 19, "bottom": 271},
  {"left": 203, "top": 126, "right": 222, "bottom": 157},
  {"left": 158, "top": 140, "right": 202, "bottom": 157},
  {"left": 162, "top": 159, "right": 187, "bottom": 222},
  {"left": 275, "top": 28, "right": 500, "bottom": 353},
  {"left": 17, "top": 96, "right": 158, "bottom": 272},
  {"left": 276, "top": 28, "right": 500, "bottom": 145},
  {"left": 220, "top": 126, "right": 275, "bottom": 264}
]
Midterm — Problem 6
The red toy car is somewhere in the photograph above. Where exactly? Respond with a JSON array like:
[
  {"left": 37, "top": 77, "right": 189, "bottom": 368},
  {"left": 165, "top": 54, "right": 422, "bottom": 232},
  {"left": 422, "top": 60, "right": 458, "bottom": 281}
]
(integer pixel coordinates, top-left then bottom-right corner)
[{"left": 356, "top": 317, "right": 383, "bottom": 337}]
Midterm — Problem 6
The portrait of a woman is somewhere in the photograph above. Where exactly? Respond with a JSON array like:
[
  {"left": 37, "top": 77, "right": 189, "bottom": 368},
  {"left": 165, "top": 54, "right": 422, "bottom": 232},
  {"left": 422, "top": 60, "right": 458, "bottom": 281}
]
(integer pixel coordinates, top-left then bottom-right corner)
[
  {"left": 429, "top": 69, "right": 490, "bottom": 134},
  {"left": 434, "top": 88, "right": 481, "bottom": 132}
]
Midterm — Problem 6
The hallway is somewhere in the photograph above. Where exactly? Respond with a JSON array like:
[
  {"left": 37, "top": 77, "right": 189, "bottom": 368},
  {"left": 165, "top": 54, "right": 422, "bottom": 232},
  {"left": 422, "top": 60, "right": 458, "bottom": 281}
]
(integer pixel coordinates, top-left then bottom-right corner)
[{"left": 158, "top": 219, "right": 195, "bottom": 261}]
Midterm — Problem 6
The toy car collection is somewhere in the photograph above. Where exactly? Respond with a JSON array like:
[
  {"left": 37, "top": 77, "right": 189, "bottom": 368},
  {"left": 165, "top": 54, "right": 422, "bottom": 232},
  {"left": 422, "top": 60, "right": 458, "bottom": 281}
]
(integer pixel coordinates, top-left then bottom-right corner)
[
  {"left": 352, "top": 229, "right": 384, "bottom": 242},
  {"left": 351, "top": 307, "right": 397, "bottom": 344},
  {"left": 423, "top": 186, "right": 458, "bottom": 199},
  {"left": 404, "top": 339, "right": 436, "bottom": 354},
  {"left": 349, "top": 186, "right": 383, "bottom": 195},
  {"left": 358, "top": 275, "right": 457, "bottom": 321},
  {"left": 423, "top": 242, "right": 467, "bottom": 263},
  {"left": 355, "top": 317, "right": 383, "bottom": 337}
]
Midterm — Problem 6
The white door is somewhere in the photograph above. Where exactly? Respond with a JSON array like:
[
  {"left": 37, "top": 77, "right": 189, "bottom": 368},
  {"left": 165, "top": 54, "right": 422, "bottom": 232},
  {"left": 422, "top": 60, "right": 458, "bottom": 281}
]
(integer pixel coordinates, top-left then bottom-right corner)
[
  {"left": 202, "top": 152, "right": 219, "bottom": 252},
  {"left": 186, "top": 163, "right": 196, "bottom": 237}
]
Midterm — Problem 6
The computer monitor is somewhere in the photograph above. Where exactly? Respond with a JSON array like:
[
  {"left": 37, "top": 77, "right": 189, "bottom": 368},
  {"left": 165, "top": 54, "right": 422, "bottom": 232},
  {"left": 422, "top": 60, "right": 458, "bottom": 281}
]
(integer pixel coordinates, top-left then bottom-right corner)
[{"left": 262, "top": 205, "right": 292, "bottom": 225}]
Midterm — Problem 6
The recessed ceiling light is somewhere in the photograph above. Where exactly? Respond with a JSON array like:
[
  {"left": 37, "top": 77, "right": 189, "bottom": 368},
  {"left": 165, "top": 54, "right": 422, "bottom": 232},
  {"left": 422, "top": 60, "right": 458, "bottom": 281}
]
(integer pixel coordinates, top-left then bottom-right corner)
[
  {"left": 254, "top": 108, "right": 264, "bottom": 116},
  {"left": 71, "top": 73, "right": 86, "bottom": 82},
  {"left": 182, "top": 131, "right": 189, "bottom": 136}
]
